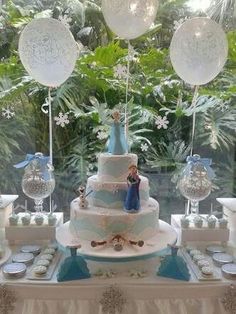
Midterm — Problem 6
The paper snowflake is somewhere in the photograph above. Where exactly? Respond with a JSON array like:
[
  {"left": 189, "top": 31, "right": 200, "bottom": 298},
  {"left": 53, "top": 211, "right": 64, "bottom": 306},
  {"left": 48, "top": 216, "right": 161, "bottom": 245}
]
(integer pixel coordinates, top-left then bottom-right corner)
[
  {"left": 58, "top": 14, "right": 72, "bottom": 29},
  {"left": 54, "top": 112, "right": 70, "bottom": 127},
  {"left": 97, "top": 130, "right": 108, "bottom": 140},
  {"left": 2, "top": 106, "right": 15, "bottom": 119},
  {"left": 114, "top": 64, "right": 127, "bottom": 79},
  {"left": 155, "top": 115, "right": 169, "bottom": 129},
  {"left": 127, "top": 45, "right": 138, "bottom": 61},
  {"left": 141, "top": 143, "right": 149, "bottom": 152}
]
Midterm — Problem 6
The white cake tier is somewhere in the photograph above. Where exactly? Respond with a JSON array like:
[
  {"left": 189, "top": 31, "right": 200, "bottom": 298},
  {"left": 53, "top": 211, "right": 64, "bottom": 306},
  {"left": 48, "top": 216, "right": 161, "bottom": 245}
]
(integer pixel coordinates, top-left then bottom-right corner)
[
  {"left": 86, "top": 175, "right": 149, "bottom": 209},
  {"left": 70, "top": 197, "right": 159, "bottom": 241},
  {"left": 97, "top": 153, "right": 138, "bottom": 182}
]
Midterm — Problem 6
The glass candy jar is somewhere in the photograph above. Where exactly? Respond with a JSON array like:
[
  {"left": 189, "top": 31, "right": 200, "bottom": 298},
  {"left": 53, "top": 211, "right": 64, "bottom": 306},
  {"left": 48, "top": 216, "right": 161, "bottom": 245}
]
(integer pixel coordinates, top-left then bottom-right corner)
[
  {"left": 177, "top": 154, "right": 214, "bottom": 216},
  {"left": 20, "top": 153, "right": 55, "bottom": 212}
]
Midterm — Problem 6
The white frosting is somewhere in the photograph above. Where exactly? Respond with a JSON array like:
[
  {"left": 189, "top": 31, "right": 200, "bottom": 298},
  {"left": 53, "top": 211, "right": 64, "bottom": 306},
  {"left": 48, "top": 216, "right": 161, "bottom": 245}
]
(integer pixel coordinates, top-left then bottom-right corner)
[
  {"left": 97, "top": 153, "right": 138, "bottom": 182},
  {"left": 70, "top": 198, "right": 159, "bottom": 241}
]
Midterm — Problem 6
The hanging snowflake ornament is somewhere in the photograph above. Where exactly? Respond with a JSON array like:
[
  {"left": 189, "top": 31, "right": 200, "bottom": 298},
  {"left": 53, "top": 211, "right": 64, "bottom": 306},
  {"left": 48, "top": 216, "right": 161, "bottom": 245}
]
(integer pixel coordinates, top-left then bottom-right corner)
[
  {"left": 100, "top": 285, "right": 127, "bottom": 314},
  {"left": 2, "top": 106, "right": 15, "bottom": 119},
  {"left": 97, "top": 130, "right": 108, "bottom": 140},
  {"left": 54, "top": 112, "right": 70, "bottom": 127},
  {"left": 58, "top": 14, "right": 72, "bottom": 29},
  {"left": 155, "top": 115, "right": 169, "bottom": 129},
  {"left": 114, "top": 64, "right": 127, "bottom": 79},
  {"left": 140, "top": 143, "right": 149, "bottom": 152}
]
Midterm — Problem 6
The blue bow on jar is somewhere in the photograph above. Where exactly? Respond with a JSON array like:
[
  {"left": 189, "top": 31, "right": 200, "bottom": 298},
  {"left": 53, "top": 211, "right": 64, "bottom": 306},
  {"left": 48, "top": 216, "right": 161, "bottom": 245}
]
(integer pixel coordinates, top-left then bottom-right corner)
[
  {"left": 14, "top": 153, "right": 51, "bottom": 180},
  {"left": 186, "top": 154, "right": 215, "bottom": 179}
]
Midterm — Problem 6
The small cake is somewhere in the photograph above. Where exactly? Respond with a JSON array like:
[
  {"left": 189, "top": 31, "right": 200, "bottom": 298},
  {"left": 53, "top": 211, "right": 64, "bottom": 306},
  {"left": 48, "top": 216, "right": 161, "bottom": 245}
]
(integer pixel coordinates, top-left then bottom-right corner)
[
  {"left": 21, "top": 214, "right": 31, "bottom": 226},
  {"left": 207, "top": 216, "right": 217, "bottom": 229},
  {"left": 193, "top": 216, "right": 203, "bottom": 228},
  {"left": 201, "top": 266, "right": 213, "bottom": 276},
  {"left": 34, "top": 214, "right": 44, "bottom": 226},
  {"left": 197, "top": 259, "right": 210, "bottom": 269},
  {"left": 40, "top": 254, "right": 53, "bottom": 261},
  {"left": 189, "top": 249, "right": 201, "bottom": 257},
  {"left": 218, "top": 218, "right": 228, "bottom": 229},
  {"left": 36, "top": 259, "right": 50, "bottom": 267},
  {"left": 43, "top": 248, "right": 56, "bottom": 255},
  {"left": 193, "top": 254, "right": 206, "bottom": 263},
  {"left": 48, "top": 214, "right": 57, "bottom": 226},
  {"left": 9, "top": 213, "right": 19, "bottom": 226},
  {"left": 180, "top": 216, "right": 190, "bottom": 228},
  {"left": 33, "top": 265, "right": 47, "bottom": 275}
]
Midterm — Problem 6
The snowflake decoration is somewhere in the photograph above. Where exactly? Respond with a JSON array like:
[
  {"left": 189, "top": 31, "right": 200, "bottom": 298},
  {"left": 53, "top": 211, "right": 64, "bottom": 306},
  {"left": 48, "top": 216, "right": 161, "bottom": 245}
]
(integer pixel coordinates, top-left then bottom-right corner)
[
  {"left": 114, "top": 64, "right": 127, "bottom": 79},
  {"left": 2, "top": 106, "right": 15, "bottom": 119},
  {"left": 100, "top": 285, "right": 127, "bottom": 314},
  {"left": 221, "top": 284, "right": 236, "bottom": 314},
  {"left": 140, "top": 143, "right": 149, "bottom": 152},
  {"left": 54, "top": 112, "right": 70, "bottom": 127},
  {"left": 155, "top": 115, "right": 169, "bottom": 129},
  {"left": 173, "top": 17, "right": 188, "bottom": 31},
  {"left": 94, "top": 269, "right": 116, "bottom": 279},
  {"left": 58, "top": 14, "right": 72, "bottom": 29},
  {"left": 0, "top": 285, "right": 17, "bottom": 314},
  {"left": 129, "top": 269, "right": 147, "bottom": 279},
  {"left": 97, "top": 130, "right": 108, "bottom": 140},
  {"left": 112, "top": 184, "right": 119, "bottom": 194}
]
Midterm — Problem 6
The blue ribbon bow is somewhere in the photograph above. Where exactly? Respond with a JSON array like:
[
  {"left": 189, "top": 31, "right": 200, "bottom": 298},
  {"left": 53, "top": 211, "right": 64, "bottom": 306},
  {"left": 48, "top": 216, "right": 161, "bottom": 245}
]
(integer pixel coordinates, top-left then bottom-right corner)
[
  {"left": 14, "top": 154, "right": 50, "bottom": 169},
  {"left": 186, "top": 155, "right": 215, "bottom": 179}
]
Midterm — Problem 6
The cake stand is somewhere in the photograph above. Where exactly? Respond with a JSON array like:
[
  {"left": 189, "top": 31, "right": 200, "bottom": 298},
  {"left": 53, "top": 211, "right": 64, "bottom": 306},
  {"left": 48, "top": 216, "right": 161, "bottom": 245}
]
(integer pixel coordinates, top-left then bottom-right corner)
[{"left": 56, "top": 220, "right": 177, "bottom": 262}]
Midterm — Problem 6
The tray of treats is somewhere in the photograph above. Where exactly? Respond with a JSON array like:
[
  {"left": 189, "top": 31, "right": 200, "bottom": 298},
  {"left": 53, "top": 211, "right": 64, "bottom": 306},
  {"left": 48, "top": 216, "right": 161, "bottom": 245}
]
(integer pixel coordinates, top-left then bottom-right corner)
[
  {"left": 180, "top": 247, "right": 222, "bottom": 281},
  {"left": 27, "top": 244, "right": 61, "bottom": 280}
]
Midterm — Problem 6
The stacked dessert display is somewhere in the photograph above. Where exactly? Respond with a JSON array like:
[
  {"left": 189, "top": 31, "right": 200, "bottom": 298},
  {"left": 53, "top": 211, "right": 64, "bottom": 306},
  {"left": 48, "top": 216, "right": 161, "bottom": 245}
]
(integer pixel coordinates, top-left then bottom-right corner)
[{"left": 57, "top": 111, "right": 177, "bottom": 260}]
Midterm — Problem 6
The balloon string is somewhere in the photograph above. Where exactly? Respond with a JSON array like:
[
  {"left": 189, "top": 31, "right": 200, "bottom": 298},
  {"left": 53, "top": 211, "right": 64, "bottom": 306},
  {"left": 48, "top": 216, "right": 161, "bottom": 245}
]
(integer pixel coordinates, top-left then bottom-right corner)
[
  {"left": 125, "top": 40, "right": 131, "bottom": 140},
  {"left": 48, "top": 87, "right": 53, "bottom": 214},
  {"left": 190, "top": 85, "right": 199, "bottom": 156}
]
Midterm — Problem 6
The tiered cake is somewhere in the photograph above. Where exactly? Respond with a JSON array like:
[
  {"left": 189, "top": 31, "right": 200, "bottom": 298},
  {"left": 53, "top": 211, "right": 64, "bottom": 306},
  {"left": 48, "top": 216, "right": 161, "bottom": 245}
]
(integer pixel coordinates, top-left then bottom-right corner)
[{"left": 70, "top": 153, "right": 160, "bottom": 243}]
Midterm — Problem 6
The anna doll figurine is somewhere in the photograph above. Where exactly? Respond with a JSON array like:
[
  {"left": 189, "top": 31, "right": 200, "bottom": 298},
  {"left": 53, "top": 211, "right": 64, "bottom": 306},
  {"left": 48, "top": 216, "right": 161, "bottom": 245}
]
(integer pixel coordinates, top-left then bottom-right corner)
[
  {"left": 108, "top": 110, "right": 128, "bottom": 155},
  {"left": 124, "top": 165, "right": 141, "bottom": 213}
]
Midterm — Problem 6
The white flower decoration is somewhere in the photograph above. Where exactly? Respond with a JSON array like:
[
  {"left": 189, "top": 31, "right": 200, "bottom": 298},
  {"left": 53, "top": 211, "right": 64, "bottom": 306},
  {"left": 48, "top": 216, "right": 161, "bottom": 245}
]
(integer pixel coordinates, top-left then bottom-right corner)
[
  {"left": 2, "top": 106, "right": 15, "bottom": 119},
  {"left": 54, "top": 112, "right": 70, "bottom": 127},
  {"left": 155, "top": 115, "right": 169, "bottom": 129},
  {"left": 58, "top": 14, "right": 72, "bottom": 29},
  {"left": 97, "top": 130, "right": 108, "bottom": 140},
  {"left": 114, "top": 64, "right": 127, "bottom": 79},
  {"left": 141, "top": 143, "right": 149, "bottom": 152}
]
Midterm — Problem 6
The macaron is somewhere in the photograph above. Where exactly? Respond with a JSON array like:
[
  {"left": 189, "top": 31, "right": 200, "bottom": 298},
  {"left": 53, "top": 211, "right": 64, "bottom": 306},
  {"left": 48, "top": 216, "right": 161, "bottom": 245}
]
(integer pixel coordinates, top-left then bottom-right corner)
[
  {"left": 33, "top": 265, "right": 47, "bottom": 276},
  {"left": 201, "top": 266, "right": 213, "bottom": 276}
]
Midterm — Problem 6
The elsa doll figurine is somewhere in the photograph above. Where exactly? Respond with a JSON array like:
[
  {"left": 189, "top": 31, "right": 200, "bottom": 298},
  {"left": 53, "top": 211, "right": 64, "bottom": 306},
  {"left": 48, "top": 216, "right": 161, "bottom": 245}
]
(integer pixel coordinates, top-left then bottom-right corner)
[
  {"left": 108, "top": 110, "right": 128, "bottom": 155},
  {"left": 124, "top": 165, "right": 141, "bottom": 212}
]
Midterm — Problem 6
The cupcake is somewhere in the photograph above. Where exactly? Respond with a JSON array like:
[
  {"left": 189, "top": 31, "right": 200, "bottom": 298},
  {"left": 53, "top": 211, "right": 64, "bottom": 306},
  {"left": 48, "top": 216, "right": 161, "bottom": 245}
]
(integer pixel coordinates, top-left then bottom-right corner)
[
  {"left": 197, "top": 259, "right": 210, "bottom": 269},
  {"left": 201, "top": 266, "right": 213, "bottom": 276},
  {"left": 34, "top": 214, "right": 44, "bottom": 226},
  {"left": 193, "top": 216, "right": 203, "bottom": 228},
  {"left": 218, "top": 218, "right": 228, "bottom": 229},
  {"left": 180, "top": 216, "right": 190, "bottom": 228},
  {"left": 48, "top": 214, "right": 57, "bottom": 226},
  {"left": 21, "top": 213, "right": 31, "bottom": 226},
  {"left": 9, "top": 213, "right": 19, "bottom": 226},
  {"left": 207, "top": 216, "right": 217, "bottom": 229}
]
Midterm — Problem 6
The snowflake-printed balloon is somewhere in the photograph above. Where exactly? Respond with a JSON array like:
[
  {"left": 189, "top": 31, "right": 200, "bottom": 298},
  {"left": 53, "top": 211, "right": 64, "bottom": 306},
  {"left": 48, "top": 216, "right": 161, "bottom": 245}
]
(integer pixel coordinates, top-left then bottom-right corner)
[
  {"left": 114, "top": 64, "right": 127, "bottom": 79},
  {"left": 155, "top": 115, "right": 169, "bottom": 129},
  {"left": 2, "top": 106, "right": 15, "bottom": 119},
  {"left": 54, "top": 112, "right": 70, "bottom": 127}
]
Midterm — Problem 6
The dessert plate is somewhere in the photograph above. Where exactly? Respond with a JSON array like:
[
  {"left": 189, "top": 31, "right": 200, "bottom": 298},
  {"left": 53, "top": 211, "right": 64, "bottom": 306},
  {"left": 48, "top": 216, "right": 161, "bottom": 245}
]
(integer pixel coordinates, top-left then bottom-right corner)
[{"left": 56, "top": 220, "right": 177, "bottom": 260}]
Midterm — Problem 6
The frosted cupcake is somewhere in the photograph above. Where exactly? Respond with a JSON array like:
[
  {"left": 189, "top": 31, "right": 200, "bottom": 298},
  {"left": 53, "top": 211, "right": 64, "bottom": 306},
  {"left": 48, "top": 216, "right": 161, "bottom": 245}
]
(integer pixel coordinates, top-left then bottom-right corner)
[
  {"left": 207, "top": 216, "right": 217, "bottom": 229},
  {"left": 180, "top": 216, "right": 190, "bottom": 228},
  {"left": 21, "top": 213, "right": 31, "bottom": 226},
  {"left": 218, "top": 218, "right": 228, "bottom": 229},
  {"left": 9, "top": 213, "right": 19, "bottom": 226},
  {"left": 34, "top": 214, "right": 44, "bottom": 226},
  {"left": 193, "top": 216, "right": 203, "bottom": 228}
]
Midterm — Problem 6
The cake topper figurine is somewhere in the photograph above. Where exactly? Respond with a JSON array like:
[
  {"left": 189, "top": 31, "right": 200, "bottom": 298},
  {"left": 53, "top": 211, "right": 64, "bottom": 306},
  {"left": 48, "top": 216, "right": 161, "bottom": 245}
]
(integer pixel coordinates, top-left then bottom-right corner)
[
  {"left": 74, "top": 186, "right": 93, "bottom": 209},
  {"left": 124, "top": 165, "right": 141, "bottom": 213},
  {"left": 108, "top": 110, "right": 128, "bottom": 155},
  {"left": 91, "top": 234, "right": 144, "bottom": 252}
]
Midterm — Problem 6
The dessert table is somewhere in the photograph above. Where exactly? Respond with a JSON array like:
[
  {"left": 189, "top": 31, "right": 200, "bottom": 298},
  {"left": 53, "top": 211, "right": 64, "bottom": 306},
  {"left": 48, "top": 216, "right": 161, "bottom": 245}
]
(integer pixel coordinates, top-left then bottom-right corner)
[{"left": 0, "top": 252, "right": 234, "bottom": 314}]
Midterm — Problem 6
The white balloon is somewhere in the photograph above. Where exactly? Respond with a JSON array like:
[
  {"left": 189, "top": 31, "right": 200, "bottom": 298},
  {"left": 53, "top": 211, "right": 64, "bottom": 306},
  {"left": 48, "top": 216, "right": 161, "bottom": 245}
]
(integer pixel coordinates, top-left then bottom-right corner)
[
  {"left": 170, "top": 17, "right": 228, "bottom": 85},
  {"left": 19, "top": 18, "right": 78, "bottom": 87},
  {"left": 102, "top": 0, "right": 158, "bottom": 40}
]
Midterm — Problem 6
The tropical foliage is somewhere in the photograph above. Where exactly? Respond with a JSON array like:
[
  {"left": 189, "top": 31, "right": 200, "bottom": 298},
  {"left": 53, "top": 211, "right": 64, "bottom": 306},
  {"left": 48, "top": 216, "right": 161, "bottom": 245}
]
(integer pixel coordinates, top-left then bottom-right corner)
[{"left": 0, "top": 0, "right": 236, "bottom": 216}]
